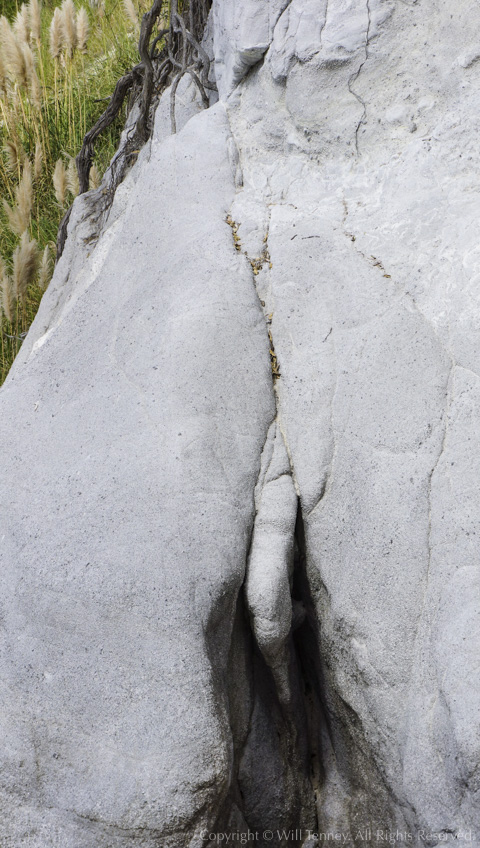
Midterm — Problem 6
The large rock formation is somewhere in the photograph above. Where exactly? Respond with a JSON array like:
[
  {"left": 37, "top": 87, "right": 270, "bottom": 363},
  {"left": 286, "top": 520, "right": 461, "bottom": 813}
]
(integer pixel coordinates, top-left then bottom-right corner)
[{"left": 1, "top": 0, "right": 479, "bottom": 845}]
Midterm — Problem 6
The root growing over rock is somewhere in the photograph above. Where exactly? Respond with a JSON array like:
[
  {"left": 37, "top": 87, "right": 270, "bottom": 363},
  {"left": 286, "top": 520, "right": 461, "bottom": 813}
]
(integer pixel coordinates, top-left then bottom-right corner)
[{"left": 57, "top": 0, "right": 214, "bottom": 259}]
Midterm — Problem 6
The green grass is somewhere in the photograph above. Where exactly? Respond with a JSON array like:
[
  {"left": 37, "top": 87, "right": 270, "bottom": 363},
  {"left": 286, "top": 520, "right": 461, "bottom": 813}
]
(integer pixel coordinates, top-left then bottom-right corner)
[{"left": 0, "top": 0, "right": 148, "bottom": 384}]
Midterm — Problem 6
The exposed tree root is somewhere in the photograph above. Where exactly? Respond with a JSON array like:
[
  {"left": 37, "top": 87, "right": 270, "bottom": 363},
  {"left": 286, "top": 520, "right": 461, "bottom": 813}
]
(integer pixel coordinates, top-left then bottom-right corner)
[{"left": 57, "top": 0, "right": 214, "bottom": 259}]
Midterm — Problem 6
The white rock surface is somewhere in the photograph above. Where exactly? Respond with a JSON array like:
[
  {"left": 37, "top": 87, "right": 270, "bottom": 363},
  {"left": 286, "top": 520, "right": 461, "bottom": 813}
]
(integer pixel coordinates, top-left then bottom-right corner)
[
  {"left": 1, "top": 0, "right": 480, "bottom": 844},
  {"left": 222, "top": 0, "right": 480, "bottom": 839},
  {"left": 0, "top": 105, "right": 277, "bottom": 846},
  {"left": 213, "top": 0, "right": 290, "bottom": 98}
]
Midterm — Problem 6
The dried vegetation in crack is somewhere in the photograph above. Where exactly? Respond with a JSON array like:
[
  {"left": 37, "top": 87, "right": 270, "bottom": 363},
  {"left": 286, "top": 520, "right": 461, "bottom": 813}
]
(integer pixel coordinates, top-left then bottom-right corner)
[
  {"left": 225, "top": 206, "right": 327, "bottom": 830},
  {"left": 226, "top": 213, "right": 280, "bottom": 380}
]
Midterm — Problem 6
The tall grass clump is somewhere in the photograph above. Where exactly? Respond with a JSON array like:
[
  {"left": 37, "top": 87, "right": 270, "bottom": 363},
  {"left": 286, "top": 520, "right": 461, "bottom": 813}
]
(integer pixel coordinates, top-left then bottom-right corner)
[{"left": 0, "top": 0, "right": 150, "bottom": 385}]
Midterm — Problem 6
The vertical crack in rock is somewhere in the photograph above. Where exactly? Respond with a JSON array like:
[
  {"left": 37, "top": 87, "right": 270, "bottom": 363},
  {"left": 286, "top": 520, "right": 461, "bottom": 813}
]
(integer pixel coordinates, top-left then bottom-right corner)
[
  {"left": 291, "top": 505, "right": 328, "bottom": 814},
  {"left": 223, "top": 211, "right": 325, "bottom": 838},
  {"left": 226, "top": 213, "right": 300, "bottom": 492},
  {"left": 347, "top": 0, "right": 371, "bottom": 154}
]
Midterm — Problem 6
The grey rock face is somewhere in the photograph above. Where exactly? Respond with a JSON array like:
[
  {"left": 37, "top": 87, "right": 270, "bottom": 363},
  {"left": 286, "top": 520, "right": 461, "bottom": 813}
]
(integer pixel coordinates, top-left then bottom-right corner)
[
  {"left": 212, "top": 0, "right": 290, "bottom": 98},
  {"left": 223, "top": 0, "right": 480, "bottom": 840},
  {"left": 0, "top": 105, "right": 280, "bottom": 846},
  {"left": 1, "top": 0, "right": 480, "bottom": 845}
]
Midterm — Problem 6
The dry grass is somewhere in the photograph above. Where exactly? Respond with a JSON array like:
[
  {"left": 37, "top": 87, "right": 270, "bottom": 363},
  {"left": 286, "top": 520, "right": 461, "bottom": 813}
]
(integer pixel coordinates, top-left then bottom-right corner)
[
  {"left": 29, "top": 0, "right": 42, "bottom": 42},
  {"left": 123, "top": 0, "right": 139, "bottom": 28},
  {"left": 38, "top": 244, "right": 52, "bottom": 289},
  {"left": 49, "top": 7, "right": 63, "bottom": 57},
  {"left": 13, "top": 231, "right": 39, "bottom": 301},
  {"left": 3, "top": 158, "right": 33, "bottom": 234},
  {"left": 76, "top": 6, "right": 89, "bottom": 51},
  {"left": 52, "top": 157, "right": 67, "bottom": 205}
]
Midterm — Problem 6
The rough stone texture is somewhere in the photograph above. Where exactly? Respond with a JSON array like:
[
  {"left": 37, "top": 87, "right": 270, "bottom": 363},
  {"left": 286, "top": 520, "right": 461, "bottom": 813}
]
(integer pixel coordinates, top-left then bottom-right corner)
[
  {"left": 224, "top": 0, "right": 480, "bottom": 841},
  {"left": 0, "top": 105, "right": 278, "bottom": 846},
  {"left": 213, "top": 0, "right": 290, "bottom": 98},
  {"left": 1, "top": 0, "right": 480, "bottom": 845}
]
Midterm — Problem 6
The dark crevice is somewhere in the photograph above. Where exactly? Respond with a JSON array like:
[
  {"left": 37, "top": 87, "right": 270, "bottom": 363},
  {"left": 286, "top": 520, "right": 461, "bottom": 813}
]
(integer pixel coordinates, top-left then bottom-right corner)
[
  {"left": 221, "top": 588, "right": 314, "bottom": 846},
  {"left": 291, "top": 503, "right": 329, "bottom": 816},
  {"left": 216, "top": 502, "right": 339, "bottom": 844}
]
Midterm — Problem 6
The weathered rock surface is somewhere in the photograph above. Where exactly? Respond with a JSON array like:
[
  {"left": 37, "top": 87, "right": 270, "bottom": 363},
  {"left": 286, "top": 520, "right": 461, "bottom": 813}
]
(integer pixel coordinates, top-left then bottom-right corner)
[{"left": 1, "top": 0, "right": 480, "bottom": 845}]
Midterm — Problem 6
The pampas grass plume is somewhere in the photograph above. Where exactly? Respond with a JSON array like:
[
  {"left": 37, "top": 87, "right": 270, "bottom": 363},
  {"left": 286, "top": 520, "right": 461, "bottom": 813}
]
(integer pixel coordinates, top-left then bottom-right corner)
[
  {"left": 0, "top": 16, "right": 9, "bottom": 45},
  {"left": 49, "top": 8, "right": 64, "bottom": 59},
  {"left": 3, "top": 159, "right": 33, "bottom": 236},
  {"left": 1, "top": 264, "right": 15, "bottom": 323},
  {"left": 13, "top": 230, "right": 38, "bottom": 301},
  {"left": 28, "top": 0, "right": 41, "bottom": 43},
  {"left": 53, "top": 158, "right": 67, "bottom": 206},
  {"left": 13, "top": 5, "right": 30, "bottom": 46},
  {"left": 29, "top": 65, "right": 42, "bottom": 108},
  {"left": 0, "top": 16, "right": 28, "bottom": 87},
  {"left": 21, "top": 41, "right": 35, "bottom": 81},
  {"left": 61, "top": 0, "right": 77, "bottom": 57},
  {"left": 123, "top": 0, "right": 138, "bottom": 28},
  {"left": 3, "top": 137, "right": 26, "bottom": 174},
  {"left": 20, "top": 37, "right": 41, "bottom": 107},
  {"left": 89, "top": 163, "right": 101, "bottom": 189},
  {"left": 66, "top": 156, "right": 79, "bottom": 197},
  {"left": 38, "top": 245, "right": 52, "bottom": 290},
  {"left": 76, "top": 6, "right": 89, "bottom": 53}
]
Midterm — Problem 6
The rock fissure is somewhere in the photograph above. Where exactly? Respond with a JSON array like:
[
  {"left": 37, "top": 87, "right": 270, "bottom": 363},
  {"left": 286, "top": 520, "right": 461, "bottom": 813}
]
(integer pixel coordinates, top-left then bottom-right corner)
[
  {"left": 224, "top": 206, "right": 327, "bottom": 839},
  {"left": 347, "top": 0, "right": 372, "bottom": 155},
  {"left": 238, "top": 493, "right": 326, "bottom": 840},
  {"left": 225, "top": 213, "right": 279, "bottom": 383}
]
